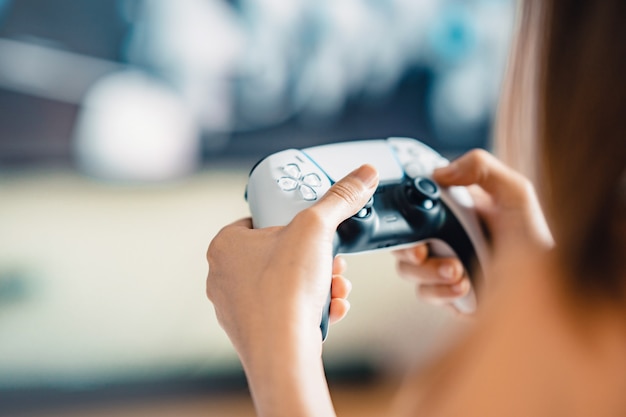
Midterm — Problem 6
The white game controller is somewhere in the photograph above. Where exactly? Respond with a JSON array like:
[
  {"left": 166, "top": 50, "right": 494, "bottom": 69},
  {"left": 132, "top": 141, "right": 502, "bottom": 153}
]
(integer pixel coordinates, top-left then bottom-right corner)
[{"left": 246, "top": 137, "right": 489, "bottom": 340}]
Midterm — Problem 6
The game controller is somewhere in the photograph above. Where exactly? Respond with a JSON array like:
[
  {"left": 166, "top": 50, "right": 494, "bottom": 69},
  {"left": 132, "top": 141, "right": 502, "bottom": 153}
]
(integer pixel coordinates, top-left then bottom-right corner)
[{"left": 245, "top": 137, "right": 489, "bottom": 340}]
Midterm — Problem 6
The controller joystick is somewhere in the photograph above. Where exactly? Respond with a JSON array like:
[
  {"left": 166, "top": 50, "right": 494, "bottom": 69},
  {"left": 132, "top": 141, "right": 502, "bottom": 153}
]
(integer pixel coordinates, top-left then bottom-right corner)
[
  {"left": 398, "top": 177, "right": 443, "bottom": 229},
  {"left": 245, "top": 137, "right": 489, "bottom": 340},
  {"left": 407, "top": 177, "right": 440, "bottom": 209}
]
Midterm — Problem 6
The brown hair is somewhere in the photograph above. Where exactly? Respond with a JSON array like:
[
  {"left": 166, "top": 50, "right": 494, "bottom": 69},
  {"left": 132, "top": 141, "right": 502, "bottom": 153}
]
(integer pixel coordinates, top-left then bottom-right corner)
[{"left": 496, "top": 0, "right": 626, "bottom": 299}]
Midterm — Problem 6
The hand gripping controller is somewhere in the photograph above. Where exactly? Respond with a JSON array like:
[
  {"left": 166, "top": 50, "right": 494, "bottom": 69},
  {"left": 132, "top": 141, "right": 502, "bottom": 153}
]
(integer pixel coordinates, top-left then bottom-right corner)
[{"left": 245, "top": 137, "right": 489, "bottom": 340}]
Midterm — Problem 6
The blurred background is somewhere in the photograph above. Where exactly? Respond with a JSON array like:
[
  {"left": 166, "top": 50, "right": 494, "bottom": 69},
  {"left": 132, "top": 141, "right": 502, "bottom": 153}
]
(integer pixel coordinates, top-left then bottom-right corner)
[{"left": 0, "top": 0, "right": 514, "bottom": 415}]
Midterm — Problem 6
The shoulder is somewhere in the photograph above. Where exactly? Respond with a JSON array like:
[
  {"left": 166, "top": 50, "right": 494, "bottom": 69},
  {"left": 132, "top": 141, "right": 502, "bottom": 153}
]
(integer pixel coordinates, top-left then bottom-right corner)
[{"left": 393, "top": 247, "right": 626, "bottom": 416}]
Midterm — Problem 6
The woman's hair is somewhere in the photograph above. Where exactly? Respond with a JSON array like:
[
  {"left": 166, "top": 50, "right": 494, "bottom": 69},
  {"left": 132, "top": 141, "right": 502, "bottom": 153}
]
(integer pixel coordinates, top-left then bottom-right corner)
[{"left": 495, "top": 0, "right": 626, "bottom": 300}]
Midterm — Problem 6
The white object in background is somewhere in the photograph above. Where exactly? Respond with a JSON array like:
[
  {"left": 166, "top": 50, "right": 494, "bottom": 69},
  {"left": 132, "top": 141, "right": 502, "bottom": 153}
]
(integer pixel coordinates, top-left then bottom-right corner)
[
  {"left": 73, "top": 70, "right": 200, "bottom": 182},
  {"left": 125, "top": 0, "right": 245, "bottom": 135}
]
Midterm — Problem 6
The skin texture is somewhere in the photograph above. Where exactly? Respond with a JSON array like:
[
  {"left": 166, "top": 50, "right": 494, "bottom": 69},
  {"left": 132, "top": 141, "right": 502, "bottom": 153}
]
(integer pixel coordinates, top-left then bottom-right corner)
[
  {"left": 206, "top": 152, "right": 626, "bottom": 416},
  {"left": 207, "top": 164, "right": 379, "bottom": 417},
  {"left": 392, "top": 149, "right": 554, "bottom": 312},
  {"left": 391, "top": 247, "right": 626, "bottom": 417},
  {"left": 206, "top": 0, "right": 626, "bottom": 411},
  {"left": 206, "top": 154, "right": 551, "bottom": 416}
]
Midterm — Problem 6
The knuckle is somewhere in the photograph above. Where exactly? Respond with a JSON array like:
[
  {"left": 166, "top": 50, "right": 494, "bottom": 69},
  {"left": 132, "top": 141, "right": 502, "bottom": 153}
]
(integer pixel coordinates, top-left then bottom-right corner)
[
  {"left": 206, "top": 224, "right": 235, "bottom": 263},
  {"left": 456, "top": 279, "right": 471, "bottom": 297},
  {"left": 206, "top": 239, "right": 216, "bottom": 262},
  {"left": 463, "top": 149, "right": 491, "bottom": 182},
  {"left": 205, "top": 267, "right": 219, "bottom": 302},
  {"left": 417, "top": 285, "right": 441, "bottom": 304},
  {"left": 505, "top": 174, "right": 536, "bottom": 206},
  {"left": 296, "top": 206, "right": 320, "bottom": 223},
  {"left": 294, "top": 206, "right": 327, "bottom": 229},
  {"left": 451, "top": 260, "right": 465, "bottom": 279},
  {"left": 205, "top": 279, "right": 215, "bottom": 301},
  {"left": 205, "top": 229, "right": 232, "bottom": 301},
  {"left": 517, "top": 176, "right": 536, "bottom": 198},
  {"left": 206, "top": 234, "right": 222, "bottom": 265},
  {"left": 395, "top": 260, "right": 408, "bottom": 278},
  {"left": 467, "top": 148, "right": 488, "bottom": 160},
  {"left": 466, "top": 148, "right": 491, "bottom": 166}
]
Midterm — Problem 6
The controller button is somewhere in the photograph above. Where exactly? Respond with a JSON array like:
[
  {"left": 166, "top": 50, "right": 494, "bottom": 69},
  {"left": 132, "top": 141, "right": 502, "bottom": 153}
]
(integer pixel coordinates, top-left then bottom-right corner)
[
  {"left": 302, "top": 173, "right": 322, "bottom": 188},
  {"left": 383, "top": 214, "right": 399, "bottom": 223},
  {"left": 405, "top": 177, "right": 441, "bottom": 210},
  {"left": 407, "top": 146, "right": 421, "bottom": 157},
  {"left": 353, "top": 196, "right": 373, "bottom": 218},
  {"left": 277, "top": 164, "right": 324, "bottom": 200},
  {"left": 298, "top": 184, "right": 317, "bottom": 201},
  {"left": 355, "top": 208, "right": 370, "bottom": 218},
  {"left": 416, "top": 178, "right": 438, "bottom": 196},
  {"left": 422, "top": 199, "right": 435, "bottom": 210},
  {"left": 277, "top": 176, "right": 300, "bottom": 191},
  {"left": 404, "top": 162, "right": 425, "bottom": 178},
  {"left": 282, "top": 163, "right": 301, "bottom": 179}
]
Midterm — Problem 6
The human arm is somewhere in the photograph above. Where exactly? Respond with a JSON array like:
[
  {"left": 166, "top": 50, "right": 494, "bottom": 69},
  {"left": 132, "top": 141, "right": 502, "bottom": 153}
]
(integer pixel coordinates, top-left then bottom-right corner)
[{"left": 206, "top": 165, "right": 379, "bottom": 417}]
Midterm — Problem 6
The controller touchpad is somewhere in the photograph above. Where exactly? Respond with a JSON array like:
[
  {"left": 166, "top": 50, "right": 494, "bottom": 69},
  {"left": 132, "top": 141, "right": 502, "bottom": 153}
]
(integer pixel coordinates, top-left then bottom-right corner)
[{"left": 303, "top": 141, "right": 403, "bottom": 183}]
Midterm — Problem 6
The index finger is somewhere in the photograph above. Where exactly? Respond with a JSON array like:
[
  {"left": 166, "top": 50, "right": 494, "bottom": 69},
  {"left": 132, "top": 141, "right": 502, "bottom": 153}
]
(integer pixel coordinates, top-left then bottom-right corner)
[
  {"left": 433, "top": 149, "right": 531, "bottom": 204},
  {"left": 392, "top": 244, "right": 429, "bottom": 264}
]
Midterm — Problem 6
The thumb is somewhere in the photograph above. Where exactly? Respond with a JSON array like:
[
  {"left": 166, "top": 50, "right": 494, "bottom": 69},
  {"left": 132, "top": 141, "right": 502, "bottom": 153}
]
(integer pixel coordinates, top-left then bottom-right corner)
[{"left": 308, "top": 164, "right": 379, "bottom": 230}]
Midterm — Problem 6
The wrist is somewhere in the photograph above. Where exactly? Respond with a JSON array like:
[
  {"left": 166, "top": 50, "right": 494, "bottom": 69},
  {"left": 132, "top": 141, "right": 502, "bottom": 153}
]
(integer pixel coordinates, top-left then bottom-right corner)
[{"left": 241, "top": 327, "right": 335, "bottom": 417}]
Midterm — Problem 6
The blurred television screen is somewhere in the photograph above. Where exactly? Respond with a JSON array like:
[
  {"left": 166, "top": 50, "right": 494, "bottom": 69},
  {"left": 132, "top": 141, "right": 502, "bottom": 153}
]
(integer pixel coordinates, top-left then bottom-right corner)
[{"left": 0, "top": 0, "right": 513, "bottom": 172}]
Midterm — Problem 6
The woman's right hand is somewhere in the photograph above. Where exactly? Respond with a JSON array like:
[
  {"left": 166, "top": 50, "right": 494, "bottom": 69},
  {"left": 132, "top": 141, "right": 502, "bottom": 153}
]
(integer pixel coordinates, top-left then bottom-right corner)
[{"left": 392, "top": 149, "right": 554, "bottom": 314}]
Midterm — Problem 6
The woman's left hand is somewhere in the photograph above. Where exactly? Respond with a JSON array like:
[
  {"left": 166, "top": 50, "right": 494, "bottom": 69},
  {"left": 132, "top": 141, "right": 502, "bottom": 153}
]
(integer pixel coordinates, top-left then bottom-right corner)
[
  {"left": 206, "top": 165, "right": 378, "bottom": 416},
  {"left": 206, "top": 164, "right": 379, "bottom": 365}
]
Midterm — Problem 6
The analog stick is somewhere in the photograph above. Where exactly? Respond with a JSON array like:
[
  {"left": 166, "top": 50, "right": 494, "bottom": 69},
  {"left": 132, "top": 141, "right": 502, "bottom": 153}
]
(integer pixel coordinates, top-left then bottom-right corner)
[{"left": 406, "top": 177, "right": 440, "bottom": 210}]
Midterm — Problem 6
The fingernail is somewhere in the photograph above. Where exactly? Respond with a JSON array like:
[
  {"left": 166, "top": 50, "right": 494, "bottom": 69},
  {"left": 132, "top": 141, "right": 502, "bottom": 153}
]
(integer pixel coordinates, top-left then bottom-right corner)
[
  {"left": 353, "top": 164, "right": 379, "bottom": 188},
  {"left": 438, "top": 263, "right": 456, "bottom": 281},
  {"left": 412, "top": 245, "right": 427, "bottom": 264}
]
